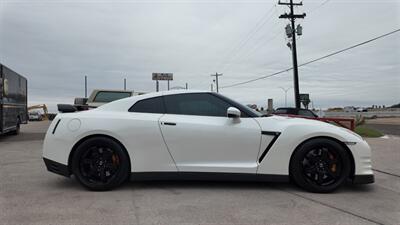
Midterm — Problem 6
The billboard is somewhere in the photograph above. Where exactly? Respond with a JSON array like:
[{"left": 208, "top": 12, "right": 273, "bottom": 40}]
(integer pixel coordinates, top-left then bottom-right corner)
[{"left": 152, "top": 73, "right": 173, "bottom": 81}]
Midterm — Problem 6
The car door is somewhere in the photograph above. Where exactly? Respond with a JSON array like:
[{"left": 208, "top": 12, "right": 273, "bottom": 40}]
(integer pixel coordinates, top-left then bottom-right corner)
[
  {"left": 127, "top": 96, "right": 178, "bottom": 172},
  {"left": 159, "top": 93, "right": 262, "bottom": 173}
]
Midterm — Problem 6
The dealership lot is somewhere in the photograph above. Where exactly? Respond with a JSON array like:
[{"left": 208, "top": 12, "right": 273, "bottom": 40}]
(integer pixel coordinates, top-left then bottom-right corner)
[{"left": 1, "top": 121, "right": 399, "bottom": 225}]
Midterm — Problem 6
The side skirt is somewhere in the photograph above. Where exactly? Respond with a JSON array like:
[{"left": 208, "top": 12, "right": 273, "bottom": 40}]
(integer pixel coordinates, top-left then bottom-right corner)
[{"left": 130, "top": 172, "right": 289, "bottom": 182}]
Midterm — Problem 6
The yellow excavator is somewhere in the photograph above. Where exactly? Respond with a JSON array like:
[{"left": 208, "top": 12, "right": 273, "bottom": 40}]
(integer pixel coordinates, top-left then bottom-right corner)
[{"left": 28, "top": 104, "right": 49, "bottom": 120}]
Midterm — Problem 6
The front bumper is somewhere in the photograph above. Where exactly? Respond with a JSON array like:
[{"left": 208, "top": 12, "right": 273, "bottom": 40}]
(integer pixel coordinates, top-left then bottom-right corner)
[
  {"left": 353, "top": 174, "right": 374, "bottom": 184},
  {"left": 43, "top": 158, "right": 71, "bottom": 177}
]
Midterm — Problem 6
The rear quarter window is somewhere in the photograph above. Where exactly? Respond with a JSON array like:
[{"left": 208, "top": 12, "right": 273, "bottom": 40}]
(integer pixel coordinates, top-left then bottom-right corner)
[{"left": 129, "top": 97, "right": 165, "bottom": 114}]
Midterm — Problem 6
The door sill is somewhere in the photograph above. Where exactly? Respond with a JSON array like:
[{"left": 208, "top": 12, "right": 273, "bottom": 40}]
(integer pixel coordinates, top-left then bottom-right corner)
[{"left": 130, "top": 172, "right": 289, "bottom": 182}]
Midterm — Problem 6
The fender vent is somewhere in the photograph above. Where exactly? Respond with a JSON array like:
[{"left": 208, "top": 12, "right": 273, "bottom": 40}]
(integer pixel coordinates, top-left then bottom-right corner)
[
  {"left": 259, "top": 131, "right": 281, "bottom": 163},
  {"left": 52, "top": 119, "right": 61, "bottom": 134}
]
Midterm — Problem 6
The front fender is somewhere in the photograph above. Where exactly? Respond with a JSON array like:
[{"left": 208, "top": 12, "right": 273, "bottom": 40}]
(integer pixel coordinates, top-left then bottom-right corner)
[{"left": 257, "top": 122, "right": 367, "bottom": 175}]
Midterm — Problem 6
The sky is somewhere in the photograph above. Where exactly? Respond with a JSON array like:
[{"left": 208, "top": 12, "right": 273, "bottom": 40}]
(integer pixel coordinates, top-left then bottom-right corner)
[{"left": 1, "top": 0, "right": 399, "bottom": 112}]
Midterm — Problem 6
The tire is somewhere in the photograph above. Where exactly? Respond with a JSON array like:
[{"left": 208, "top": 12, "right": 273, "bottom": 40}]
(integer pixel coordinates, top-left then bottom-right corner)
[
  {"left": 71, "top": 137, "right": 130, "bottom": 191},
  {"left": 289, "top": 138, "right": 351, "bottom": 193},
  {"left": 10, "top": 118, "right": 20, "bottom": 135}
]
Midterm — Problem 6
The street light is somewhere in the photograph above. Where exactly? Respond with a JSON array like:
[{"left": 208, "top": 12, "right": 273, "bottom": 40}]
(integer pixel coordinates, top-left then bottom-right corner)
[{"left": 279, "top": 87, "right": 292, "bottom": 107}]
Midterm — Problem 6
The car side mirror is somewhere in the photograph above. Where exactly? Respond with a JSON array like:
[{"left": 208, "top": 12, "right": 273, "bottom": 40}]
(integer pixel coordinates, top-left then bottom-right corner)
[
  {"left": 227, "top": 107, "right": 241, "bottom": 118},
  {"left": 57, "top": 104, "right": 77, "bottom": 113}
]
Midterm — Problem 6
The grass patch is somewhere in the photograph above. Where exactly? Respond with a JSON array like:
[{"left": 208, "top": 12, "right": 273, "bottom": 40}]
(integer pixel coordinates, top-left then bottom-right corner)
[{"left": 355, "top": 125, "right": 384, "bottom": 138}]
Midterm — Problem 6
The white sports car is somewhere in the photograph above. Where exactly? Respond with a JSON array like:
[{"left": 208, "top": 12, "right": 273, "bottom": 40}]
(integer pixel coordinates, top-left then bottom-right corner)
[{"left": 43, "top": 90, "right": 374, "bottom": 192}]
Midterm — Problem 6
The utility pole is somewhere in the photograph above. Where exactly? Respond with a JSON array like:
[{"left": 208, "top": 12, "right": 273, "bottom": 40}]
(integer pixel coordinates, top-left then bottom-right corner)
[
  {"left": 279, "top": 0, "right": 305, "bottom": 109},
  {"left": 211, "top": 72, "right": 223, "bottom": 93},
  {"left": 185, "top": 83, "right": 188, "bottom": 90},
  {"left": 156, "top": 80, "right": 159, "bottom": 92},
  {"left": 124, "top": 78, "right": 126, "bottom": 90},
  {"left": 167, "top": 80, "right": 170, "bottom": 90},
  {"left": 211, "top": 83, "right": 214, "bottom": 92},
  {"left": 84, "top": 75, "right": 87, "bottom": 98}
]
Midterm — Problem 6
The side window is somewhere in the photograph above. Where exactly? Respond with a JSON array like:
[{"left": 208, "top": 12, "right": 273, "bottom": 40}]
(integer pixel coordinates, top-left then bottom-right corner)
[
  {"left": 129, "top": 97, "right": 165, "bottom": 114},
  {"left": 274, "top": 108, "right": 288, "bottom": 114},
  {"left": 298, "top": 109, "right": 315, "bottom": 117},
  {"left": 288, "top": 109, "right": 297, "bottom": 115},
  {"left": 94, "top": 91, "right": 132, "bottom": 103},
  {"left": 164, "top": 93, "right": 232, "bottom": 117}
]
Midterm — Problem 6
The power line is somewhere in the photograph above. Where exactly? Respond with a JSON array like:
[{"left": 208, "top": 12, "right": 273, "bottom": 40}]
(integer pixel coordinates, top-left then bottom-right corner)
[
  {"left": 223, "top": 20, "right": 285, "bottom": 71},
  {"left": 215, "top": 4, "right": 277, "bottom": 72},
  {"left": 309, "top": 0, "right": 331, "bottom": 14},
  {"left": 298, "top": 28, "right": 400, "bottom": 67},
  {"left": 220, "top": 28, "right": 400, "bottom": 89},
  {"left": 218, "top": 6, "right": 286, "bottom": 76}
]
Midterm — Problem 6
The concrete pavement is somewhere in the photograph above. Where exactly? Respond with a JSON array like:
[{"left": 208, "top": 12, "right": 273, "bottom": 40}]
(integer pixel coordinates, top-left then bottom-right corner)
[{"left": 0, "top": 121, "right": 399, "bottom": 225}]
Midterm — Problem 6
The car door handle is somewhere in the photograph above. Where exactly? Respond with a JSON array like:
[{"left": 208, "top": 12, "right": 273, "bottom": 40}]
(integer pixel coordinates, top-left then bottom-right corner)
[{"left": 162, "top": 122, "right": 176, "bottom": 126}]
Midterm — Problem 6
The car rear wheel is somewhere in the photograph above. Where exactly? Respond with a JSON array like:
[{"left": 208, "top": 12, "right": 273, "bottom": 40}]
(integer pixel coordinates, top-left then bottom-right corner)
[
  {"left": 71, "top": 137, "right": 130, "bottom": 191},
  {"left": 290, "top": 138, "right": 351, "bottom": 193}
]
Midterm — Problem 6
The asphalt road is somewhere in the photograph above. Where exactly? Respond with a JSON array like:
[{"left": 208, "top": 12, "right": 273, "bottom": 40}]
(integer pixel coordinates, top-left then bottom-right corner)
[
  {"left": 1, "top": 121, "right": 399, "bottom": 225},
  {"left": 365, "top": 124, "right": 400, "bottom": 136},
  {"left": 365, "top": 118, "right": 400, "bottom": 136}
]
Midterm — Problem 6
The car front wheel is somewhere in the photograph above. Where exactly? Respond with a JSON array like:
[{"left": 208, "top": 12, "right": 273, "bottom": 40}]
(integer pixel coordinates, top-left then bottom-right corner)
[
  {"left": 290, "top": 138, "right": 351, "bottom": 193},
  {"left": 71, "top": 137, "right": 130, "bottom": 191}
]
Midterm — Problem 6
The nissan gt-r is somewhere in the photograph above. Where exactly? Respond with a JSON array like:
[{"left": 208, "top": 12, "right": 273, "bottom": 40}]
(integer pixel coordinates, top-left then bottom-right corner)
[{"left": 43, "top": 90, "right": 374, "bottom": 192}]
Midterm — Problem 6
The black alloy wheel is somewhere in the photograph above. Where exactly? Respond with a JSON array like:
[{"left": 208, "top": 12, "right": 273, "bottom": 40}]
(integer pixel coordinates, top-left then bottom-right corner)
[
  {"left": 302, "top": 147, "right": 342, "bottom": 186},
  {"left": 71, "top": 137, "right": 130, "bottom": 191},
  {"left": 290, "top": 138, "right": 351, "bottom": 193}
]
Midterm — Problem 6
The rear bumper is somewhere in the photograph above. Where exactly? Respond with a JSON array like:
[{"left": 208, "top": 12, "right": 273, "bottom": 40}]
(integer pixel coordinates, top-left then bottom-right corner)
[
  {"left": 353, "top": 174, "right": 374, "bottom": 184},
  {"left": 43, "top": 158, "right": 70, "bottom": 177}
]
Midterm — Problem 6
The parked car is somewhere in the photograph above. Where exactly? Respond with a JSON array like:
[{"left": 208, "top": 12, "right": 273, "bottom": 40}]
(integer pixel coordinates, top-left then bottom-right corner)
[
  {"left": 273, "top": 107, "right": 318, "bottom": 118},
  {"left": 344, "top": 106, "right": 356, "bottom": 112},
  {"left": 85, "top": 89, "right": 146, "bottom": 108},
  {"left": 0, "top": 64, "right": 28, "bottom": 135},
  {"left": 356, "top": 107, "right": 368, "bottom": 112},
  {"left": 28, "top": 111, "right": 42, "bottom": 121},
  {"left": 45, "top": 90, "right": 374, "bottom": 193}
]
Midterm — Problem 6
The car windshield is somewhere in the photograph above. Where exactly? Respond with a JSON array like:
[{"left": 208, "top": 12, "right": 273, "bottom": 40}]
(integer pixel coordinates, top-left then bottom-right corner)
[
  {"left": 274, "top": 108, "right": 288, "bottom": 114},
  {"left": 213, "top": 93, "right": 263, "bottom": 117},
  {"left": 244, "top": 105, "right": 263, "bottom": 117}
]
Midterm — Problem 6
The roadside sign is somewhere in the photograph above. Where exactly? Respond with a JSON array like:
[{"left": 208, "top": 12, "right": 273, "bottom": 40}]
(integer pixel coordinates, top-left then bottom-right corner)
[
  {"left": 152, "top": 73, "right": 173, "bottom": 81},
  {"left": 300, "top": 93, "right": 309, "bottom": 101},
  {"left": 300, "top": 93, "right": 310, "bottom": 108}
]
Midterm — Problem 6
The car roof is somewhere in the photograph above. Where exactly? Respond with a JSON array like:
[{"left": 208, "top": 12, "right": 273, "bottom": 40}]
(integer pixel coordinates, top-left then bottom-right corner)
[
  {"left": 96, "top": 90, "right": 210, "bottom": 112},
  {"left": 276, "top": 107, "right": 295, "bottom": 110},
  {"left": 91, "top": 89, "right": 134, "bottom": 92},
  {"left": 276, "top": 107, "right": 312, "bottom": 111}
]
